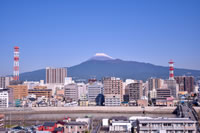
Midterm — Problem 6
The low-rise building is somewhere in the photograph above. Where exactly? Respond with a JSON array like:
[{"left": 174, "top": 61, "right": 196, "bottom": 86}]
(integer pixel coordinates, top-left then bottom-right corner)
[
  {"left": 109, "top": 120, "right": 132, "bottom": 133},
  {"left": 64, "top": 122, "right": 89, "bottom": 133},
  {"left": 79, "top": 99, "right": 89, "bottom": 106},
  {"left": 28, "top": 88, "right": 52, "bottom": 98},
  {"left": 7, "top": 85, "right": 28, "bottom": 100},
  {"left": 156, "top": 88, "right": 171, "bottom": 100},
  {"left": 64, "top": 84, "right": 78, "bottom": 102},
  {"left": 138, "top": 118, "right": 197, "bottom": 133},
  {"left": 101, "top": 117, "right": 132, "bottom": 133},
  {"left": 166, "top": 97, "right": 175, "bottom": 107},
  {"left": 63, "top": 117, "right": 91, "bottom": 133},
  {"left": 38, "top": 122, "right": 57, "bottom": 132},
  {"left": 104, "top": 94, "right": 121, "bottom": 106},
  {"left": 137, "top": 99, "right": 148, "bottom": 107},
  {"left": 23, "top": 81, "right": 41, "bottom": 90}
]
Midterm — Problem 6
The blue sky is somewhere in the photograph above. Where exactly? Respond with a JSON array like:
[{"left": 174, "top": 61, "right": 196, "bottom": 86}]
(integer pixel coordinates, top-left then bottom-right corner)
[{"left": 0, "top": 0, "right": 200, "bottom": 76}]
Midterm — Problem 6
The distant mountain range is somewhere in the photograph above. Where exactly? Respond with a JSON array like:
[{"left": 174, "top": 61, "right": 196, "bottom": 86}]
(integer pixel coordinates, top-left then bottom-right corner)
[{"left": 19, "top": 53, "right": 200, "bottom": 81}]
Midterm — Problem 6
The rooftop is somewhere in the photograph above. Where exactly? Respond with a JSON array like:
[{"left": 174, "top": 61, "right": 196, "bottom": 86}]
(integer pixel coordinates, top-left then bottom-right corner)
[
  {"left": 139, "top": 118, "right": 196, "bottom": 123},
  {"left": 43, "top": 122, "right": 56, "bottom": 127},
  {"left": 65, "top": 121, "right": 88, "bottom": 126}
]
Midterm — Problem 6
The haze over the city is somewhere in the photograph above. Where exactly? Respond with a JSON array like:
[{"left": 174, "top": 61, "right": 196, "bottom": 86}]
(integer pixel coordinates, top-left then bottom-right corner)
[{"left": 0, "top": 0, "right": 200, "bottom": 76}]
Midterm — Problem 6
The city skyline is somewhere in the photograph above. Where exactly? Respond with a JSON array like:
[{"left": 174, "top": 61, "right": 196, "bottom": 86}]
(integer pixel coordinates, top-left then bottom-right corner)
[{"left": 1, "top": 0, "right": 200, "bottom": 76}]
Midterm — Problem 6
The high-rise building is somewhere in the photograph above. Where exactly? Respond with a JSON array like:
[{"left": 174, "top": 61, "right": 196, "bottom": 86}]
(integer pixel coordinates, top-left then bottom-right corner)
[
  {"left": 148, "top": 78, "right": 163, "bottom": 91},
  {"left": 0, "top": 77, "right": 13, "bottom": 88},
  {"left": 125, "top": 83, "right": 143, "bottom": 101},
  {"left": 46, "top": 67, "right": 67, "bottom": 84},
  {"left": 175, "top": 76, "right": 195, "bottom": 93},
  {"left": 143, "top": 81, "right": 149, "bottom": 98},
  {"left": 123, "top": 79, "right": 137, "bottom": 98},
  {"left": 7, "top": 85, "right": 28, "bottom": 100},
  {"left": 103, "top": 77, "right": 123, "bottom": 106},
  {"left": 103, "top": 77, "right": 123, "bottom": 96},
  {"left": 165, "top": 80, "right": 178, "bottom": 99},
  {"left": 64, "top": 84, "right": 78, "bottom": 102},
  {"left": 88, "top": 82, "right": 103, "bottom": 102}
]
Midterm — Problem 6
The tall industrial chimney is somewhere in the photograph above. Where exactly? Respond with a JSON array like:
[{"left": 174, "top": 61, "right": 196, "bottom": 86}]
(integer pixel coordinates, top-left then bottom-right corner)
[
  {"left": 169, "top": 59, "right": 174, "bottom": 80},
  {"left": 13, "top": 46, "right": 19, "bottom": 81}
]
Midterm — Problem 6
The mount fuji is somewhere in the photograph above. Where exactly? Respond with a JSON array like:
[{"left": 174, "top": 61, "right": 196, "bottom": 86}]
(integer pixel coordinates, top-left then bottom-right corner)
[{"left": 19, "top": 53, "right": 200, "bottom": 81}]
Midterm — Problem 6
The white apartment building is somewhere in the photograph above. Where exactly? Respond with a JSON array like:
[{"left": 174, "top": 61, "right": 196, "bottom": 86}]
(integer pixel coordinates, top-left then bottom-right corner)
[
  {"left": 0, "top": 77, "right": 13, "bottom": 88},
  {"left": 23, "top": 81, "right": 40, "bottom": 89},
  {"left": 87, "top": 82, "right": 103, "bottom": 102},
  {"left": 104, "top": 94, "right": 121, "bottom": 106},
  {"left": 138, "top": 118, "right": 197, "bottom": 133},
  {"left": 77, "top": 82, "right": 87, "bottom": 100},
  {"left": 0, "top": 88, "right": 9, "bottom": 108},
  {"left": 64, "top": 77, "right": 75, "bottom": 85}
]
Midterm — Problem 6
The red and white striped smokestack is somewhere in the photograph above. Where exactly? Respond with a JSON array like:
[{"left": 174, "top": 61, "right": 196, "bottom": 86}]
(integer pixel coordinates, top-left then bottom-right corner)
[
  {"left": 14, "top": 46, "right": 19, "bottom": 81},
  {"left": 169, "top": 59, "right": 174, "bottom": 80}
]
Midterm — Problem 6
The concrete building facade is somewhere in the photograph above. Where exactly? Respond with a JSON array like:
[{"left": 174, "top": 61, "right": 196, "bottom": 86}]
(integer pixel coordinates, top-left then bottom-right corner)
[
  {"left": 175, "top": 76, "right": 195, "bottom": 93},
  {"left": 77, "top": 83, "right": 87, "bottom": 100},
  {"left": 0, "top": 77, "right": 13, "bottom": 88},
  {"left": 148, "top": 78, "right": 163, "bottom": 91},
  {"left": 46, "top": 67, "right": 67, "bottom": 84},
  {"left": 28, "top": 88, "right": 52, "bottom": 98},
  {"left": 156, "top": 88, "right": 171, "bottom": 100},
  {"left": 138, "top": 118, "right": 197, "bottom": 133},
  {"left": 165, "top": 80, "right": 178, "bottom": 99},
  {"left": 88, "top": 82, "right": 103, "bottom": 102},
  {"left": 103, "top": 77, "right": 123, "bottom": 106},
  {"left": 104, "top": 94, "right": 121, "bottom": 106},
  {"left": 0, "top": 88, "right": 9, "bottom": 108},
  {"left": 7, "top": 85, "right": 28, "bottom": 100},
  {"left": 125, "top": 83, "right": 143, "bottom": 101},
  {"left": 64, "top": 84, "right": 78, "bottom": 102}
]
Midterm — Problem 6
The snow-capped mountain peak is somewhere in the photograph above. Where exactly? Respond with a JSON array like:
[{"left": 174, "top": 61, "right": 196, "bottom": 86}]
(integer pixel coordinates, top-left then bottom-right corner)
[{"left": 89, "top": 53, "right": 115, "bottom": 61}]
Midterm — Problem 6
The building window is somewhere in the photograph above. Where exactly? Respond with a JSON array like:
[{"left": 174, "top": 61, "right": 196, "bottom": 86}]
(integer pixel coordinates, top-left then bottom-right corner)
[{"left": 142, "top": 123, "right": 147, "bottom": 127}]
